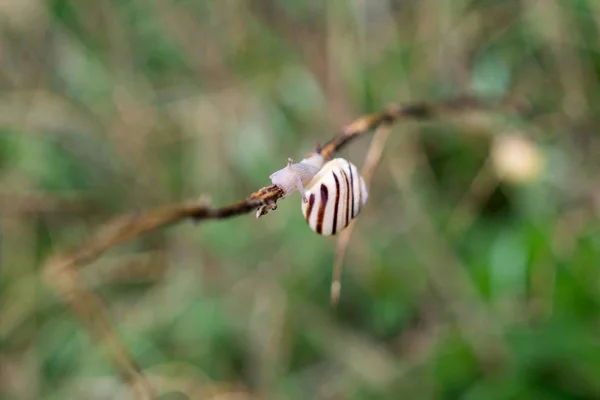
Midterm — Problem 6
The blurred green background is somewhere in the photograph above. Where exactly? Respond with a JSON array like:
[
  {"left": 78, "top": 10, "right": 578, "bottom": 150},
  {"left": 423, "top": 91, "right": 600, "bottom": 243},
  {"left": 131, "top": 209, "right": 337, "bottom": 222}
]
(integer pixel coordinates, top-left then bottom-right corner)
[{"left": 2, "top": 0, "right": 600, "bottom": 399}]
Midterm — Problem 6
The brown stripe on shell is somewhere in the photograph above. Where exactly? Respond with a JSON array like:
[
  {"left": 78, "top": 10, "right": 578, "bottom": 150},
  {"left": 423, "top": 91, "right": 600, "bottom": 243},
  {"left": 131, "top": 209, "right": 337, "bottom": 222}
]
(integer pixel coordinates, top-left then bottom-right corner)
[
  {"left": 315, "top": 183, "right": 329, "bottom": 234},
  {"left": 305, "top": 193, "right": 315, "bottom": 222},
  {"left": 332, "top": 171, "right": 341, "bottom": 235},
  {"left": 341, "top": 169, "right": 351, "bottom": 229},
  {"left": 347, "top": 160, "right": 355, "bottom": 218}
]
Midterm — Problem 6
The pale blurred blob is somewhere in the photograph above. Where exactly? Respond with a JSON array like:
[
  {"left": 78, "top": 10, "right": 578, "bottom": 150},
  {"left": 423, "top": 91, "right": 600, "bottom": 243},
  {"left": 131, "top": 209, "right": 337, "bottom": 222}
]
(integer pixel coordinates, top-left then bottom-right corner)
[{"left": 491, "top": 133, "right": 545, "bottom": 184}]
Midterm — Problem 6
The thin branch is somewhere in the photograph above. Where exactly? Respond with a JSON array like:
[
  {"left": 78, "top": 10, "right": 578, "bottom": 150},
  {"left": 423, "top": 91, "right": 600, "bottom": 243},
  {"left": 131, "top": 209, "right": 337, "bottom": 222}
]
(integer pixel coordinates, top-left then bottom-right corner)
[
  {"left": 0, "top": 191, "right": 100, "bottom": 216},
  {"left": 42, "top": 96, "right": 513, "bottom": 399},
  {"left": 331, "top": 124, "right": 392, "bottom": 305}
]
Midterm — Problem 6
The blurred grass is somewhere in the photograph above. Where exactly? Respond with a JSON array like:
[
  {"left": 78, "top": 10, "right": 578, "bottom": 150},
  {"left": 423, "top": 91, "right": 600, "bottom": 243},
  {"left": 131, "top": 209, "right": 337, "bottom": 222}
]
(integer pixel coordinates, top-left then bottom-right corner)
[{"left": 2, "top": 0, "right": 600, "bottom": 399}]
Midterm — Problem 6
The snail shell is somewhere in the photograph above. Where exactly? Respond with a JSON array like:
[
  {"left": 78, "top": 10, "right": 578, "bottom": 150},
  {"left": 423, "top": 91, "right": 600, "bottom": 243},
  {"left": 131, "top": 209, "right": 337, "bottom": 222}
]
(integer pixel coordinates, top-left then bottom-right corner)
[{"left": 301, "top": 158, "right": 368, "bottom": 236}]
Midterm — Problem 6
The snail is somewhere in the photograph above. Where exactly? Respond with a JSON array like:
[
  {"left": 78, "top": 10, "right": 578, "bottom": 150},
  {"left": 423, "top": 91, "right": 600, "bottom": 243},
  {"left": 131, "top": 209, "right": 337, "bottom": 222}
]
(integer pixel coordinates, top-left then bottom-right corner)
[{"left": 269, "top": 153, "right": 368, "bottom": 235}]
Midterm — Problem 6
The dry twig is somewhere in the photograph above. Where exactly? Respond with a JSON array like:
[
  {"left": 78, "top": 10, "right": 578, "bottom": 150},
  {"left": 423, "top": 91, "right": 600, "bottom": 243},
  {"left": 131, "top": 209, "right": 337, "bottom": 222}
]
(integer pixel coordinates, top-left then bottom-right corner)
[
  {"left": 331, "top": 125, "right": 392, "bottom": 305},
  {"left": 42, "top": 96, "right": 512, "bottom": 399}
]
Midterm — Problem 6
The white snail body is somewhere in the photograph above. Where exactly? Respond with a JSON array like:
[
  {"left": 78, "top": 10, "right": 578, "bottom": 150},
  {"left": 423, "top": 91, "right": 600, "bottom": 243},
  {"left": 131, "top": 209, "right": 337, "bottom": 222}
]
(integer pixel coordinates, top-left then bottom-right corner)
[
  {"left": 269, "top": 154, "right": 368, "bottom": 235},
  {"left": 301, "top": 158, "right": 368, "bottom": 236},
  {"left": 269, "top": 153, "right": 325, "bottom": 199}
]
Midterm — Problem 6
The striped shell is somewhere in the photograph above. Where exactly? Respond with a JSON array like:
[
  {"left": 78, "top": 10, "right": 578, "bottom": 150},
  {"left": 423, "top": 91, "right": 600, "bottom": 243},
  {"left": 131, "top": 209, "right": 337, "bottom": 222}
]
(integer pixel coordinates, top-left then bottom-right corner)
[{"left": 301, "top": 158, "right": 368, "bottom": 236}]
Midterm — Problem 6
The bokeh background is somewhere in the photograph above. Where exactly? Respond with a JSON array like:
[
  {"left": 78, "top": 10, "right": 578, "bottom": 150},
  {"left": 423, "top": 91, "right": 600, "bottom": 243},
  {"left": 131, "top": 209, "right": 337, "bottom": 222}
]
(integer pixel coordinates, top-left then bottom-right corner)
[{"left": 2, "top": 0, "right": 600, "bottom": 399}]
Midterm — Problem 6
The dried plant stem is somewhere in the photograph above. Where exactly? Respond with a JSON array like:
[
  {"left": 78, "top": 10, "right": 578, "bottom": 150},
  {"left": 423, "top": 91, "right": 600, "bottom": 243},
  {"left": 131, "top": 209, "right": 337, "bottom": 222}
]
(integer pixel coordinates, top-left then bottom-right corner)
[
  {"left": 42, "top": 96, "right": 509, "bottom": 399},
  {"left": 331, "top": 125, "right": 392, "bottom": 305}
]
